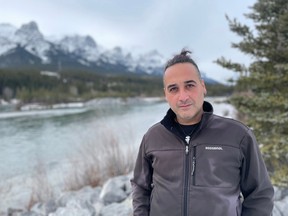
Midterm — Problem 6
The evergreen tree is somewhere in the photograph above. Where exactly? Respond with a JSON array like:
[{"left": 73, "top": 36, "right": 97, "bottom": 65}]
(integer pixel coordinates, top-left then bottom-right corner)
[{"left": 216, "top": 0, "right": 288, "bottom": 186}]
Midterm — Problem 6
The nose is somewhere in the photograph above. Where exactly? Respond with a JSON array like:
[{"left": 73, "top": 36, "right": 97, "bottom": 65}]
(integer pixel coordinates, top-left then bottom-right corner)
[{"left": 178, "top": 88, "right": 189, "bottom": 102}]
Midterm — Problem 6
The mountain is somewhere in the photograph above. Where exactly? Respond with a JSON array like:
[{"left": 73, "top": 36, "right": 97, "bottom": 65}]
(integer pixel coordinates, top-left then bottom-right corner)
[
  {"left": 0, "top": 21, "right": 220, "bottom": 84},
  {"left": 201, "top": 73, "right": 220, "bottom": 85},
  {"left": 0, "top": 44, "right": 42, "bottom": 67}
]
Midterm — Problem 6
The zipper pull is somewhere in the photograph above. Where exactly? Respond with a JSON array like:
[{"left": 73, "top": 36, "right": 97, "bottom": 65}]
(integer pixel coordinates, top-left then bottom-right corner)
[
  {"left": 185, "top": 145, "right": 189, "bottom": 154},
  {"left": 191, "top": 156, "right": 196, "bottom": 176},
  {"left": 185, "top": 136, "right": 190, "bottom": 144}
]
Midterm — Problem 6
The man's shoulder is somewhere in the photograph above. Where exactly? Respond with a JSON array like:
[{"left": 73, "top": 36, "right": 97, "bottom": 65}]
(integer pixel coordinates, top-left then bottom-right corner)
[
  {"left": 147, "top": 122, "right": 165, "bottom": 133},
  {"left": 209, "top": 114, "right": 251, "bottom": 132},
  {"left": 143, "top": 121, "right": 171, "bottom": 140}
]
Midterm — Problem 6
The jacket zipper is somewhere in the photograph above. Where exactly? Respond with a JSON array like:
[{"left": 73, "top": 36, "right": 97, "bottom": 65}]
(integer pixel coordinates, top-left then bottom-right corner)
[
  {"left": 183, "top": 139, "right": 190, "bottom": 216},
  {"left": 191, "top": 146, "right": 196, "bottom": 185}
]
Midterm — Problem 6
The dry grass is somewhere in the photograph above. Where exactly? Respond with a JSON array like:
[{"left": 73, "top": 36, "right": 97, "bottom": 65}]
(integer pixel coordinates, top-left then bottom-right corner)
[
  {"left": 103, "top": 129, "right": 136, "bottom": 177},
  {"left": 64, "top": 130, "right": 136, "bottom": 191},
  {"left": 26, "top": 160, "right": 55, "bottom": 210},
  {"left": 2, "top": 126, "right": 137, "bottom": 211},
  {"left": 103, "top": 135, "right": 135, "bottom": 177},
  {"left": 63, "top": 154, "right": 102, "bottom": 191}
]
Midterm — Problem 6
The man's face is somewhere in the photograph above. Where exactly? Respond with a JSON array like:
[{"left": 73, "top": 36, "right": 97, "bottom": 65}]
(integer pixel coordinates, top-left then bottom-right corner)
[{"left": 163, "top": 63, "right": 207, "bottom": 125}]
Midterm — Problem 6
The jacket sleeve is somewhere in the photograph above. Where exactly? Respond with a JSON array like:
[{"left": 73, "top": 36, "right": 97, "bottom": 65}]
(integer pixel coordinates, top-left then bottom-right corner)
[
  {"left": 130, "top": 135, "right": 153, "bottom": 216},
  {"left": 240, "top": 129, "right": 274, "bottom": 216}
]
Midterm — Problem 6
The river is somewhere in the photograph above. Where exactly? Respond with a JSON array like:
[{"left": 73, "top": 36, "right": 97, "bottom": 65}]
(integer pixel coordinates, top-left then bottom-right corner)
[{"left": 0, "top": 97, "right": 236, "bottom": 183}]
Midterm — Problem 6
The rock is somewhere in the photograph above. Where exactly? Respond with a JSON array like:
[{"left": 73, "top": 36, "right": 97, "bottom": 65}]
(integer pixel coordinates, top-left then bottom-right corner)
[
  {"left": 274, "top": 186, "right": 288, "bottom": 201},
  {"left": 99, "top": 197, "right": 132, "bottom": 216},
  {"left": 92, "top": 202, "right": 104, "bottom": 216},
  {"left": 6, "top": 208, "right": 24, "bottom": 216},
  {"left": 49, "top": 200, "right": 95, "bottom": 216},
  {"left": 99, "top": 176, "right": 130, "bottom": 205},
  {"left": 6, "top": 209, "right": 41, "bottom": 216},
  {"left": 57, "top": 186, "right": 101, "bottom": 207},
  {"left": 272, "top": 206, "right": 282, "bottom": 216},
  {"left": 30, "top": 199, "right": 57, "bottom": 215},
  {"left": 20, "top": 211, "right": 43, "bottom": 216},
  {"left": 4, "top": 173, "right": 288, "bottom": 216},
  {"left": 273, "top": 196, "right": 288, "bottom": 216}
]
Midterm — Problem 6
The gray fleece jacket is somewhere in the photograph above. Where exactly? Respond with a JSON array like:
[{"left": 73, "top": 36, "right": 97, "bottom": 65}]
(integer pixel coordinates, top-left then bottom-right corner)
[{"left": 131, "top": 101, "right": 274, "bottom": 216}]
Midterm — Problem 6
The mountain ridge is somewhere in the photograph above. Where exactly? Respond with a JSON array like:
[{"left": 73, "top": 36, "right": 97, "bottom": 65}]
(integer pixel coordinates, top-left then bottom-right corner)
[{"left": 0, "top": 21, "right": 220, "bottom": 84}]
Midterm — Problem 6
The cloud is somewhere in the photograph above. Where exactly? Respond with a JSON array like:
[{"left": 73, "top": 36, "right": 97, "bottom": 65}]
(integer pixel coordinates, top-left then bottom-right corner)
[{"left": 0, "top": 0, "right": 256, "bottom": 83}]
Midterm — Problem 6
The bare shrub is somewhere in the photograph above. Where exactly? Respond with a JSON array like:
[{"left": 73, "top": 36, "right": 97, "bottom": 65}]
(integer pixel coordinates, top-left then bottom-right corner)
[
  {"left": 26, "top": 193, "right": 38, "bottom": 211},
  {"left": 23, "top": 123, "right": 137, "bottom": 201},
  {"left": 64, "top": 151, "right": 102, "bottom": 191},
  {"left": 62, "top": 159, "right": 85, "bottom": 192},
  {"left": 64, "top": 126, "right": 136, "bottom": 190},
  {"left": 27, "top": 160, "right": 54, "bottom": 209},
  {"left": 102, "top": 134, "right": 135, "bottom": 177}
]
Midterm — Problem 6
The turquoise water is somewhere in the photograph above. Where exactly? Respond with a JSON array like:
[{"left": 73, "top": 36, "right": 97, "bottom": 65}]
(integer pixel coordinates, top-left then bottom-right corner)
[{"left": 0, "top": 100, "right": 168, "bottom": 180}]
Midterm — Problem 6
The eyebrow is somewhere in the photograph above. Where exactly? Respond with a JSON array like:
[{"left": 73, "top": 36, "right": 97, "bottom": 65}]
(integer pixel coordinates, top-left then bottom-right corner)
[
  {"left": 167, "top": 80, "right": 197, "bottom": 89},
  {"left": 185, "top": 80, "right": 197, "bottom": 85}
]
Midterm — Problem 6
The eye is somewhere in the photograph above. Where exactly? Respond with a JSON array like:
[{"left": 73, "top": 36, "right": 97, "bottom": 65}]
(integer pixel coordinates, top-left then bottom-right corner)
[
  {"left": 168, "top": 86, "right": 178, "bottom": 93},
  {"left": 186, "top": 83, "right": 196, "bottom": 89}
]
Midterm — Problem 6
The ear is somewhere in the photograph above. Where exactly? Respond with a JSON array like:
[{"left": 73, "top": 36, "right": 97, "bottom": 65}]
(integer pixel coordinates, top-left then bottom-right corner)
[
  {"left": 163, "top": 87, "right": 168, "bottom": 101},
  {"left": 201, "top": 79, "right": 207, "bottom": 96}
]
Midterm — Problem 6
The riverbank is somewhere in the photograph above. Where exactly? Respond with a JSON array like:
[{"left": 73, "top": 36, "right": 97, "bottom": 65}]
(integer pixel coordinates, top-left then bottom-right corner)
[
  {"left": 3, "top": 173, "right": 288, "bottom": 216},
  {"left": 0, "top": 96, "right": 171, "bottom": 214},
  {"left": 0, "top": 97, "right": 165, "bottom": 113}
]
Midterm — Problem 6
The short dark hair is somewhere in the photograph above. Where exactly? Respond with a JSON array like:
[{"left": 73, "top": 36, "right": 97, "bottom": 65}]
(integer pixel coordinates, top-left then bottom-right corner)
[{"left": 164, "top": 49, "right": 201, "bottom": 78}]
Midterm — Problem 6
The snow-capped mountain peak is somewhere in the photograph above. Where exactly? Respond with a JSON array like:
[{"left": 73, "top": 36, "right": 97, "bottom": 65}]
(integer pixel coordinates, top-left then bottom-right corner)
[
  {"left": 59, "top": 35, "right": 97, "bottom": 52},
  {"left": 0, "top": 21, "right": 166, "bottom": 74},
  {"left": 137, "top": 50, "right": 165, "bottom": 67},
  {"left": 57, "top": 35, "right": 100, "bottom": 62},
  {"left": 0, "top": 23, "right": 17, "bottom": 38},
  {"left": 15, "top": 21, "right": 44, "bottom": 43},
  {"left": 131, "top": 50, "right": 165, "bottom": 74},
  {"left": 0, "top": 23, "right": 18, "bottom": 55},
  {"left": 12, "top": 21, "right": 51, "bottom": 62},
  {"left": 99, "top": 46, "right": 129, "bottom": 65}
]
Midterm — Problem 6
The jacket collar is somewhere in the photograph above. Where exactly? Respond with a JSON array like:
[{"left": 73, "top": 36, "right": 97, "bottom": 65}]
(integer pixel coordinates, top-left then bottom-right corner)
[{"left": 160, "top": 101, "right": 214, "bottom": 136}]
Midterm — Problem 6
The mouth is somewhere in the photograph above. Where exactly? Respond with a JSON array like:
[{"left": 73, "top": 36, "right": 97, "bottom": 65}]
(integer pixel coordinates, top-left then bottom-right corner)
[{"left": 178, "top": 104, "right": 192, "bottom": 109}]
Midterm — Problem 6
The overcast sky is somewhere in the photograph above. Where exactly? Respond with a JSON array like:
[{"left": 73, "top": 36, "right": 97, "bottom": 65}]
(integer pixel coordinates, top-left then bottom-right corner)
[{"left": 1, "top": 0, "right": 257, "bottom": 83}]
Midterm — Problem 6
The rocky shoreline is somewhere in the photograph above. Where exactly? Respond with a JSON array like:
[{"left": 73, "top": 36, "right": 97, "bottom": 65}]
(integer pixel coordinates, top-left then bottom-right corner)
[
  {"left": 4, "top": 172, "right": 288, "bottom": 216},
  {"left": 4, "top": 174, "right": 133, "bottom": 216}
]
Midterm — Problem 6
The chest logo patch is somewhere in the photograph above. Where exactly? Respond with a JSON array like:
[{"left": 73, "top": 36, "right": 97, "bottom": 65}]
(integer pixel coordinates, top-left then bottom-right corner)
[{"left": 205, "top": 146, "right": 223, "bottom": 150}]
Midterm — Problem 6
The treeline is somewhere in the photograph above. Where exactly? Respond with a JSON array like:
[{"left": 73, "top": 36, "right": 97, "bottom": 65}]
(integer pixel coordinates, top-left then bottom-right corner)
[{"left": 0, "top": 68, "right": 233, "bottom": 104}]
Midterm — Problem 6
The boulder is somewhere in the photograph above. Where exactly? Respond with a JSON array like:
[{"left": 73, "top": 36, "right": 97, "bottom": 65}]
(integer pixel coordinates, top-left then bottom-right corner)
[{"left": 99, "top": 176, "right": 130, "bottom": 205}]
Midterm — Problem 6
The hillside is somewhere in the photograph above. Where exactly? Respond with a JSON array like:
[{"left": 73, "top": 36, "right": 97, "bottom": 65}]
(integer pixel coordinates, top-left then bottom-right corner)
[{"left": 0, "top": 68, "right": 233, "bottom": 107}]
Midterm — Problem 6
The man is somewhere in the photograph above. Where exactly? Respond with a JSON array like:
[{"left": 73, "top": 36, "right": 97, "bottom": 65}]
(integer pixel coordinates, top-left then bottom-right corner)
[{"left": 130, "top": 49, "right": 274, "bottom": 216}]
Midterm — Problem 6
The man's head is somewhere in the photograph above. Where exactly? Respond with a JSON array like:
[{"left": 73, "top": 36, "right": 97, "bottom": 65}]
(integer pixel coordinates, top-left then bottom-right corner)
[{"left": 163, "top": 49, "right": 207, "bottom": 125}]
